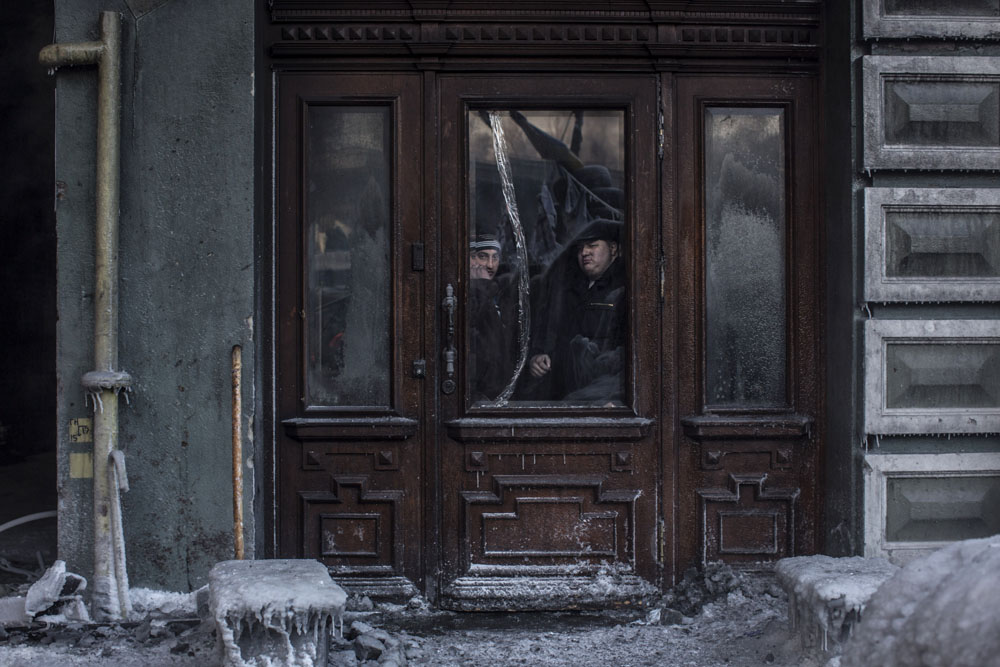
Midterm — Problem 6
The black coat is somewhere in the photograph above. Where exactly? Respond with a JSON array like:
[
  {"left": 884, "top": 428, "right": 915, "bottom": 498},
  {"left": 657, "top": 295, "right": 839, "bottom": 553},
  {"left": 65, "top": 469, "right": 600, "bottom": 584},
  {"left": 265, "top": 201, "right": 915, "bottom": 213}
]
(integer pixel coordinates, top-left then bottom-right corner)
[
  {"left": 525, "top": 256, "right": 626, "bottom": 403},
  {"left": 468, "top": 273, "right": 520, "bottom": 402}
]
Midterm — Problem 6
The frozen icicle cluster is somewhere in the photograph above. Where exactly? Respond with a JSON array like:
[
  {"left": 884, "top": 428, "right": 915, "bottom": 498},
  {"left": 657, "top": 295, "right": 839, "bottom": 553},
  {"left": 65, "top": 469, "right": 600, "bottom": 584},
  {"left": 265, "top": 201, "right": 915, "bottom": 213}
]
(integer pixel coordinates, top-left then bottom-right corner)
[
  {"left": 208, "top": 559, "right": 347, "bottom": 667},
  {"left": 775, "top": 555, "right": 897, "bottom": 652}
]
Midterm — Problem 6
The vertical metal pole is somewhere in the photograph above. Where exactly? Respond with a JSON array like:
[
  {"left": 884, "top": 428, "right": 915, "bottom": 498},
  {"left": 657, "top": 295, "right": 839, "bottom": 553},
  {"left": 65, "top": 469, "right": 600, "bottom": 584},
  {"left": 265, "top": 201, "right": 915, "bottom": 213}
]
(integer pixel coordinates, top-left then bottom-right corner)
[
  {"left": 232, "top": 345, "right": 245, "bottom": 560},
  {"left": 91, "top": 10, "right": 123, "bottom": 622},
  {"left": 41, "top": 10, "right": 129, "bottom": 622}
]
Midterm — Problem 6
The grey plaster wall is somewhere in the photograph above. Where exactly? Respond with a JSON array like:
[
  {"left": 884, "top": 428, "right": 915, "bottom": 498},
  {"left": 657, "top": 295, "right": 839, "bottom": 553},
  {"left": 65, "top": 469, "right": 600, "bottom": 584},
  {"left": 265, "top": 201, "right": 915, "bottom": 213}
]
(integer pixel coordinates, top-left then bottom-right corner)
[{"left": 54, "top": 0, "right": 254, "bottom": 591}]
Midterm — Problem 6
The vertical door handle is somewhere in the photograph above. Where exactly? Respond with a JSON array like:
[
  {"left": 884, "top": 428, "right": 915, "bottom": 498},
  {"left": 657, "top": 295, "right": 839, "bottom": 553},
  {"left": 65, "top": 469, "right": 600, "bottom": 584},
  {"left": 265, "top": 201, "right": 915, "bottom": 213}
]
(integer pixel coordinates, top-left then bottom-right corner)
[{"left": 441, "top": 283, "right": 457, "bottom": 394}]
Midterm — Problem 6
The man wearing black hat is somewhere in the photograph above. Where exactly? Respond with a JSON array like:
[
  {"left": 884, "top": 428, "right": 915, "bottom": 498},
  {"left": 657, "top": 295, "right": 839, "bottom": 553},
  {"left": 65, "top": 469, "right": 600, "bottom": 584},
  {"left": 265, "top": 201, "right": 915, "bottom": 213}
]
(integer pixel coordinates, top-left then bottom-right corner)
[
  {"left": 468, "top": 233, "right": 519, "bottom": 402},
  {"left": 525, "top": 219, "right": 626, "bottom": 404}
]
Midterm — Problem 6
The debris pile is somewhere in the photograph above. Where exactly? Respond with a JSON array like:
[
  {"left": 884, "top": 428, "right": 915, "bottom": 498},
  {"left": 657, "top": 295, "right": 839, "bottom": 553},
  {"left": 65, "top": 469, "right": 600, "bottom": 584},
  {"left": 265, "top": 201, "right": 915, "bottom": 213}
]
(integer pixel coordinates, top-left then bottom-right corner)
[{"left": 0, "top": 559, "right": 89, "bottom": 627}]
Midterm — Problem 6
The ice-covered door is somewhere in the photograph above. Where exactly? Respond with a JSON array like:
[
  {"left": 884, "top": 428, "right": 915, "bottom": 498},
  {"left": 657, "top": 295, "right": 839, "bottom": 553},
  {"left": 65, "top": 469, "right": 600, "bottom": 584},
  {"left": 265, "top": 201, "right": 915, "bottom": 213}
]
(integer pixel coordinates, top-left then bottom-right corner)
[
  {"left": 434, "top": 75, "right": 663, "bottom": 609},
  {"left": 275, "top": 73, "right": 426, "bottom": 599}
]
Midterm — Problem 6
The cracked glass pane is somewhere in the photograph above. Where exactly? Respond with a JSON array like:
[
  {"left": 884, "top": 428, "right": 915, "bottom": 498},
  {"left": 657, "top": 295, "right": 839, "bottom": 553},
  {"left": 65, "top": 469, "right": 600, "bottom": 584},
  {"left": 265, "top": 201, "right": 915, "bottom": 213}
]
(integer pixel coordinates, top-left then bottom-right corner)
[
  {"left": 466, "top": 109, "right": 626, "bottom": 407},
  {"left": 304, "top": 106, "right": 391, "bottom": 407}
]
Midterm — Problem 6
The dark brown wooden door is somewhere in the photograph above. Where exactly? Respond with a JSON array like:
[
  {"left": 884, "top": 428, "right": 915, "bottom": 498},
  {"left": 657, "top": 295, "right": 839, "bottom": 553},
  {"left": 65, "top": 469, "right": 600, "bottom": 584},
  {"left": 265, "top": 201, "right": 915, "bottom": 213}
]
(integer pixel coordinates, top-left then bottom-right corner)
[
  {"left": 276, "top": 73, "right": 426, "bottom": 599},
  {"left": 435, "top": 75, "right": 662, "bottom": 609},
  {"left": 273, "top": 68, "right": 823, "bottom": 606},
  {"left": 670, "top": 74, "right": 823, "bottom": 573}
]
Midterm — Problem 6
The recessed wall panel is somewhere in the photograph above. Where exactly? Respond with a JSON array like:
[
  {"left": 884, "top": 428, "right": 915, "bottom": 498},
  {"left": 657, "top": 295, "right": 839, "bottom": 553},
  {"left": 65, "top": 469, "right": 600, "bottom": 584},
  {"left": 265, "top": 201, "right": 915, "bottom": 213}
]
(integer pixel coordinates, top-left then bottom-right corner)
[
  {"left": 864, "top": 0, "right": 1000, "bottom": 40},
  {"left": 865, "top": 188, "right": 1000, "bottom": 302},
  {"left": 864, "top": 319, "right": 1000, "bottom": 434},
  {"left": 864, "top": 57, "right": 1000, "bottom": 170},
  {"left": 865, "top": 453, "right": 1000, "bottom": 564}
]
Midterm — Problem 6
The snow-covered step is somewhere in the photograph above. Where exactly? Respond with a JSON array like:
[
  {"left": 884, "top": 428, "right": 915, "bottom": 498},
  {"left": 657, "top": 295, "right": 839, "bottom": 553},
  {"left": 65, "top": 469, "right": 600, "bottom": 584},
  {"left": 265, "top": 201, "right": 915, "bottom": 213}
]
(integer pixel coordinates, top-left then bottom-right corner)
[
  {"left": 775, "top": 555, "right": 898, "bottom": 652},
  {"left": 208, "top": 559, "right": 347, "bottom": 667}
]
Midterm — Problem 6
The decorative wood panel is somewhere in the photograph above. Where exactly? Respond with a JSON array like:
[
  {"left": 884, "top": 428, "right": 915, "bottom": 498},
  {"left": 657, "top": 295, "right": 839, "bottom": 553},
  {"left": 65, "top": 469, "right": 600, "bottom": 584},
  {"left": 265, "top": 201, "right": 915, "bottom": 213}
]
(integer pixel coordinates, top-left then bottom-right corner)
[
  {"left": 265, "top": 1, "right": 821, "bottom": 61},
  {"left": 697, "top": 474, "right": 799, "bottom": 563},
  {"left": 863, "top": 56, "right": 1000, "bottom": 171},
  {"left": 865, "top": 188, "right": 1000, "bottom": 303}
]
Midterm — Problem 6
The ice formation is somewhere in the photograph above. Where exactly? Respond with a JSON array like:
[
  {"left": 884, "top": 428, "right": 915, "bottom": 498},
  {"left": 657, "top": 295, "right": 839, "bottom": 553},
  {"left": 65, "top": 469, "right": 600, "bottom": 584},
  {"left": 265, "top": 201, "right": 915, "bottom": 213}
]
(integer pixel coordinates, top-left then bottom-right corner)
[
  {"left": 838, "top": 536, "right": 1000, "bottom": 667},
  {"left": 775, "top": 554, "right": 898, "bottom": 651},
  {"left": 208, "top": 559, "right": 347, "bottom": 667}
]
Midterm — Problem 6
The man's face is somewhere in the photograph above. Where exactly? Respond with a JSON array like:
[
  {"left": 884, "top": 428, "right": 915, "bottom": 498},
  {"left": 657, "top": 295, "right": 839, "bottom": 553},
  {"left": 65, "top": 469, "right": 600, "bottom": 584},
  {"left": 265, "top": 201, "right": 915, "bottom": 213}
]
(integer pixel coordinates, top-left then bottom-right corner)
[
  {"left": 577, "top": 239, "right": 617, "bottom": 280},
  {"left": 470, "top": 249, "right": 500, "bottom": 279}
]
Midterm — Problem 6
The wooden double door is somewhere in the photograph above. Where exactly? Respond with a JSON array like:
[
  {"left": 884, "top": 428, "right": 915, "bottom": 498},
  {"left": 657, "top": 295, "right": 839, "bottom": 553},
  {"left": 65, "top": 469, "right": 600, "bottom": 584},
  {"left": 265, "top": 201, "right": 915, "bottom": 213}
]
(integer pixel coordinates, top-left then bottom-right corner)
[{"left": 274, "top": 70, "right": 822, "bottom": 609}]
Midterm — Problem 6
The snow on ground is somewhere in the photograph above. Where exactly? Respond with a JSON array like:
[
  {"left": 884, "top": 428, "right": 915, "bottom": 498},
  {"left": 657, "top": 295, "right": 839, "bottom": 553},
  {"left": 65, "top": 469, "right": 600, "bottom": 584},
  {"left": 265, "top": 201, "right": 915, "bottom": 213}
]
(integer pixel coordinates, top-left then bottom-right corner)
[{"left": 0, "top": 568, "right": 825, "bottom": 667}]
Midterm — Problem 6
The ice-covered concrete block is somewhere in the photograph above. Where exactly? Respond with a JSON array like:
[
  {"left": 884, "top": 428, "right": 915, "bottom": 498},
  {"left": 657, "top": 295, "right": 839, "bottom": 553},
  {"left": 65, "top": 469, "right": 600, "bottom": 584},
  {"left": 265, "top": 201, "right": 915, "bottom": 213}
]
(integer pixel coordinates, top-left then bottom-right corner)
[
  {"left": 0, "top": 596, "right": 29, "bottom": 627},
  {"left": 775, "top": 555, "right": 898, "bottom": 652},
  {"left": 209, "top": 559, "right": 347, "bottom": 667}
]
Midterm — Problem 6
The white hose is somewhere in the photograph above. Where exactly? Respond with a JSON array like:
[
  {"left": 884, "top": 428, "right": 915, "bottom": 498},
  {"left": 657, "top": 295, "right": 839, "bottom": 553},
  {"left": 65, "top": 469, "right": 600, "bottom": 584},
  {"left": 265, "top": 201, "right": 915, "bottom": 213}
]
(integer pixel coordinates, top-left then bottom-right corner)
[{"left": 0, "top": 511, "right": 57, "bottom": 537}]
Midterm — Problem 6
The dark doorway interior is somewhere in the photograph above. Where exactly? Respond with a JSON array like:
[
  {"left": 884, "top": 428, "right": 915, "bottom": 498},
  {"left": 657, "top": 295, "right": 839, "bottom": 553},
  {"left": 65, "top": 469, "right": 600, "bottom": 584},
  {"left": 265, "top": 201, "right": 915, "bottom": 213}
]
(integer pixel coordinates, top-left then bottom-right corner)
[{"left": 0, "top": 4, "right": 58, "bottom": 587}]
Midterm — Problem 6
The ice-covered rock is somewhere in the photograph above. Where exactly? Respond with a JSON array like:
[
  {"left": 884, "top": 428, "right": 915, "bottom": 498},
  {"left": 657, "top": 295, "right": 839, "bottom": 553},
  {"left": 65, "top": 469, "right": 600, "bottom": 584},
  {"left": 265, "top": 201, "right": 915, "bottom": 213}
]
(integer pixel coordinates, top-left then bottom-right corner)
[
  {"left": 0, "top": 596, "right": 29, "bottom": 627},
  {"left": 839, "top": 536, "right": 1000, "bottom": 667},
  {"left": 775, "top": 555, "right": 897, "bottom": 651},
  {"left": 130, "top": 586, "right": 201, "bottom": 619},
  {"left": 208, "top": 559, "right": 347, "bottom": 667}
]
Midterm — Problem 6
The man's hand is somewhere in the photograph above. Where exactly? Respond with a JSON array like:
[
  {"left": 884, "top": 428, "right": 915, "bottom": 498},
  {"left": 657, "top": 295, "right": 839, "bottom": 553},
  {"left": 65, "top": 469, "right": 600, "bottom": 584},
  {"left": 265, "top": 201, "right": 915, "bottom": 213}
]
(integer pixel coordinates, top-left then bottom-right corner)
[
  {"left": 529, "top": 354, "right": 551, "bottom": 378},
  {"left": 470, "top": 264, "right": 493, "bottom": 280}
]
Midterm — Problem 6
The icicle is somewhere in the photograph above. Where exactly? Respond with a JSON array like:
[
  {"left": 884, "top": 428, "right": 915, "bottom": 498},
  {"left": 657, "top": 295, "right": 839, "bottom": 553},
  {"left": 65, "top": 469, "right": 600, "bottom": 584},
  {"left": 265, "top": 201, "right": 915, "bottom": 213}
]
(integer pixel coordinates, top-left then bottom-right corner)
[
  {"left": 476, "top": 471, "right": 480, "bottom": 488},
  {"left": 522, "top": 454, "right": 525, "bottom": 470},
  {"left": 485, "top": 110, "right": 532, "bottom": 406},
  {"left": 533, "top": 453, "right": 536, "bottom": 465},
  {"left": 563, "top": 452, "right": 566, "bottom": 464}
]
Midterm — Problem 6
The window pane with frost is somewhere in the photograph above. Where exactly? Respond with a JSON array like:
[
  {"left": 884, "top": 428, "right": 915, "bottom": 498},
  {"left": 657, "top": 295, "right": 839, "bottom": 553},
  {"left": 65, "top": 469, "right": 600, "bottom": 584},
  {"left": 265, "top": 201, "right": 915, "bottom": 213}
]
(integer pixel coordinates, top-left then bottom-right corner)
[
  {"left": 304, "top": 106, "right": 391, "bottom": 407},
  {"left": 704, "top": 107, "right": 787, "bottom": 409}
]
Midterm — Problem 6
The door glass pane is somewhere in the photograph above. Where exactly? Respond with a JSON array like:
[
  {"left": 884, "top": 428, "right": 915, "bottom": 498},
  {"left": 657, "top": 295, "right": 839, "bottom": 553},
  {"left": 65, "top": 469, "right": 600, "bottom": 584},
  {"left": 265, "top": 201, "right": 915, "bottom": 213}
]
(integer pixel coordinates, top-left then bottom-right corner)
[
  {"left": 885, "top": 342, "right": 1000, "bottom": 409},
  {"left": 466, "top": 109, "right": 626, "bottom": 407},
  {"left": 305, "top": 106, "right": 391, "bottom": 407},
  {"left": 886, "top": 475, "right": 1000, "bottom": 542},
  {"left": 704, "top": 107, "right": 787, "bottom": 408}
]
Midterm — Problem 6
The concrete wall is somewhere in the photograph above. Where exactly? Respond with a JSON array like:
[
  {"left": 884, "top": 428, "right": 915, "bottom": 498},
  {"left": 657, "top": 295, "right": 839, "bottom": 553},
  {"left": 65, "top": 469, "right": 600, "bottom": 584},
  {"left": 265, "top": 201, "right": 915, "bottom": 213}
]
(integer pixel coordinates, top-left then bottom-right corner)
[{"left": 54, "top": 0, "right": 254, "bottom": 591}]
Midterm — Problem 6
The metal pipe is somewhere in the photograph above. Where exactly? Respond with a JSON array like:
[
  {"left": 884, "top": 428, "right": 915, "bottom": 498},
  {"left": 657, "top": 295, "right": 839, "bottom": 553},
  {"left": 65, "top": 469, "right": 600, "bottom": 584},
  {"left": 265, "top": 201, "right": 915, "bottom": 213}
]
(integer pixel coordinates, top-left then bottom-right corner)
[
  {"left": 41, "top": 11, "right": 130, "bottom": 622},
  {"left": 231, "top": 345, "right": 244, "bottom": 560}
]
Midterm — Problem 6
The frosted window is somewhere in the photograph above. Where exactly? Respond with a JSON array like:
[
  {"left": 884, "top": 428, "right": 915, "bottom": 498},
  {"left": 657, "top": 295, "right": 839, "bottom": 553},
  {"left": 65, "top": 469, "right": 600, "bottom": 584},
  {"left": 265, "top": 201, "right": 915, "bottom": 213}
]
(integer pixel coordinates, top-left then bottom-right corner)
[
  {"left": 886, "top": 476, "right": 1000, "bottom": 542},
  {"left": 885, "top": 343, "right": 1000, "bottom": 409},
  {"left": 886, "top": 209, "right": 1000, "bottom": 278},
  {"left": 465, "top": 109, "right": 626, "bottom": 407},
  {"left": 884, "top": 80, "right": 1000, "bottom": 147},
  {"left": 883, "top": 0, "right": 1000, "bottom": 16},
  {"left": 305, "top": 106, "right": 391, "bottom": 407},
  {"left": 704, "top": 107, "right": 787, "bottom": 408}
]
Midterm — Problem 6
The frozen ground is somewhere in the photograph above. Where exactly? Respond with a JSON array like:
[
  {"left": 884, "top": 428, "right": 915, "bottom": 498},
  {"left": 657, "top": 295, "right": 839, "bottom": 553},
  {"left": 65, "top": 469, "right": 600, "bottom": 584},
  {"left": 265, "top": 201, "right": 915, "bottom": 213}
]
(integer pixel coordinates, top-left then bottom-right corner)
[{"left": 0, "top": 567, "right": 825, "bottom": 667}]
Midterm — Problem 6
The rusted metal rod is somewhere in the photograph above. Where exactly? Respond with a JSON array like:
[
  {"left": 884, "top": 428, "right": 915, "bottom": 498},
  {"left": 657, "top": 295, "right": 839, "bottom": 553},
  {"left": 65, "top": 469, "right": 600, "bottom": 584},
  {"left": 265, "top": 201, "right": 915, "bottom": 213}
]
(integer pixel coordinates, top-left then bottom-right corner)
[
  {"left": 41, "top": 11, "right": 130, "bottom": 622},
  {"left": 231, "top": 345, "right": 244, "bottom": 560}
]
